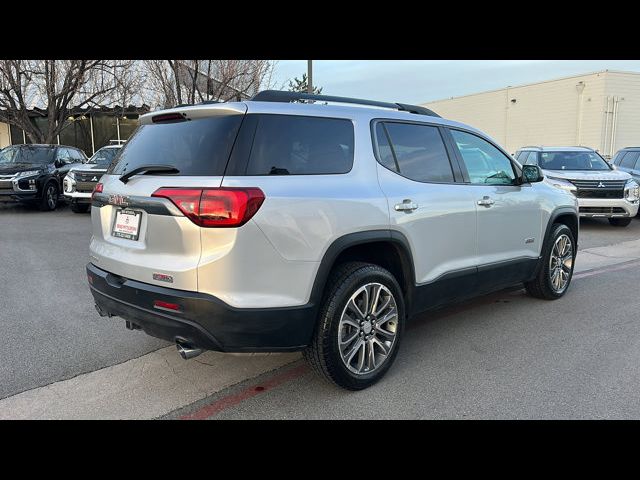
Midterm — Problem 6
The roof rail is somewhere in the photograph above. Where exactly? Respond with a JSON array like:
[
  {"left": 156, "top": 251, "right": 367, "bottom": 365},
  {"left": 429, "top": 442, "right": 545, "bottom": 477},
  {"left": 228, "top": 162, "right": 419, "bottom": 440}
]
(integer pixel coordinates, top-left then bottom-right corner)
[{"left": 251, "top": 90, "right": 441, "bottom": 118}]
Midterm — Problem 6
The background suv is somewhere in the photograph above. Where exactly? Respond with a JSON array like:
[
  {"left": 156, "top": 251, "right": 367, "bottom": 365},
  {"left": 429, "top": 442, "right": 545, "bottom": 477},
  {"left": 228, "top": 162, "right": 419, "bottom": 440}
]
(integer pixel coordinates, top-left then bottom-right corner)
[
  {"left": 611, "top": 147, "right": 640, "bottom": 190},
  {"left": 0, "top": 144, "right": 87, "bottom": 211},
  {"left": 64, "top": 144, "right": 122, "bottom": 213},
  {"left": 87, "top": 91, "right": 579, "bottom": 390},
  {"left": 515, "top": 146, "right": 639, "bottom": 227}
]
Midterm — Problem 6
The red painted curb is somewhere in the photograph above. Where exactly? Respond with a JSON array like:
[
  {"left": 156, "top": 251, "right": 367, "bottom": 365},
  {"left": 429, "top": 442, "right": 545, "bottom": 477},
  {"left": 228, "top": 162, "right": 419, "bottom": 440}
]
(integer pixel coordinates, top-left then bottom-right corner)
[{"left": 180, "top": 364, "right": 309, "bottom": 420}]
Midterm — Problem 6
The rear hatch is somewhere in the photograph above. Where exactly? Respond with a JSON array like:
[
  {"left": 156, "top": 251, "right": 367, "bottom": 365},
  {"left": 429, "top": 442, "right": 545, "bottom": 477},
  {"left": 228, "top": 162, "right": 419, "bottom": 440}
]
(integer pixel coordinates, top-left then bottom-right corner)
[{"left": 90, "top": 103, "right": 247, "bottom": 291}]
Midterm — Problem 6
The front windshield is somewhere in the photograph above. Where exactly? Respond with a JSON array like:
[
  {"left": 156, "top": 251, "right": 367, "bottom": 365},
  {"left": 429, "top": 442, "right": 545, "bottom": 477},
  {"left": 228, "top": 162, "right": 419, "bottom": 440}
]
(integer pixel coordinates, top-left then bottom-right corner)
[
  {"left": 87, "top": 147, "right": 120, "bottom": 167},
  {"left": 539, "top": 151, "right": 611, "bottom": 171},
  {"left": 0, "top": 146, "right": 55, "bottom": 165}
]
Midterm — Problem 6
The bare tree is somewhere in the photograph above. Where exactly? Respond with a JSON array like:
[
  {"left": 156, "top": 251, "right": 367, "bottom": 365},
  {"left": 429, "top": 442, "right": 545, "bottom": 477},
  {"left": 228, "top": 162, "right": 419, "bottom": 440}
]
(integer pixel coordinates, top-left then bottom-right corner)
[
  {"left": 0, "top": 60, "right": 138, "bottom": 144},
  {"left": 142, "top": 60, "right": 275, "bottom": 109}
]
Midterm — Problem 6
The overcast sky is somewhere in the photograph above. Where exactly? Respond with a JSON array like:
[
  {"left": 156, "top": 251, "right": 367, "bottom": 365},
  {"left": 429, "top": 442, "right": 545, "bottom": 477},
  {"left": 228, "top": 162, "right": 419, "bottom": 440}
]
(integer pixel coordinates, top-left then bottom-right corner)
[{"left": 271, "top": 60, "right": 640, "bottom": 104}]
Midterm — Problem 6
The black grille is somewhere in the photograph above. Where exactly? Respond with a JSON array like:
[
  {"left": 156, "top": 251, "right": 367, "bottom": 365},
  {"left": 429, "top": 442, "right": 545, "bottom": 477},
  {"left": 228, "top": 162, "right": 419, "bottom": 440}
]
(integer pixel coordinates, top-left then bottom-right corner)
[
  {"left": 570, "top": 179, "right": 626, "bottom": 188},
  {"left": 0, "top": 180, "right": 12, "bottom": 189},
  {"left": 576, "top": 189, "right": 624, "bottom": 199},
  {"left": 570, "top": 179, "right": 626, "bottom": 199},
  {"left": 0, "top": 188, "right": 13, "bottom": 195},
  {"left": 76, "top": 181, "right": 97, "bottom": 193},
  {"left": 580, "top": 207, "right": 626, "bottom": 214},
  {"left": 75, "top": 172, "right": 102, "bottom": 183}
]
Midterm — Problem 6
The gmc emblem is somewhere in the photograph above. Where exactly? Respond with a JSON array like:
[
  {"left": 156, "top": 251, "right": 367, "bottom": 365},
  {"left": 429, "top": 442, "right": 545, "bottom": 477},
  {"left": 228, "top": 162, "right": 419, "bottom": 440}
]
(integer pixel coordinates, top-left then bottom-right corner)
[{"left": 109, "top": 194, "right": 129, "bottom": 207}]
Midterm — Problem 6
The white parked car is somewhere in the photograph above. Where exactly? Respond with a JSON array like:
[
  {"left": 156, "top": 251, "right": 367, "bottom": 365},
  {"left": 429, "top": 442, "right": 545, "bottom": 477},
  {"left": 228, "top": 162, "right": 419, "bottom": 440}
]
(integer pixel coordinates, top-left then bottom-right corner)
[
  {"left": 516, "top": 146, "right": 639, "bottom": 227},
  {"left": 64, "top": 144, "right": 122, "bottom": 213}
]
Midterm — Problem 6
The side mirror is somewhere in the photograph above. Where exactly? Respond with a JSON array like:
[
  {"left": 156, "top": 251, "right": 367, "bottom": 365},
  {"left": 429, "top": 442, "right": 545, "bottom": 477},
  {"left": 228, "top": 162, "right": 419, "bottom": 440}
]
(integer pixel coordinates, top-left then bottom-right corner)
[
  {"left": 54, "top": 159, "right": 62, "bottom": 168},
  {"left": 522, "top": 164, "right": 544, "bottom": 183}
]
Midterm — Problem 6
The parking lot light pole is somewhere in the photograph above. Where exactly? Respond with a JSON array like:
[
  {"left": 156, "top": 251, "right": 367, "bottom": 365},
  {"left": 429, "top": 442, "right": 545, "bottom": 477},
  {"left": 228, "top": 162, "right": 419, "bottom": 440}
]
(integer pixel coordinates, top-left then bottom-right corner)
[{"left": 308, "top": 60, "right": 313, "bottom": 94}]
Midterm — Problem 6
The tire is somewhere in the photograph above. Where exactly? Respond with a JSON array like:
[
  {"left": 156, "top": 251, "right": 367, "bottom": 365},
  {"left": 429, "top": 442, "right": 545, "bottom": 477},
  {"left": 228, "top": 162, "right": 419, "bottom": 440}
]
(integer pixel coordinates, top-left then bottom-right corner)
[
  {"left": 303, "top": 261, "right": 405, "bottom": 390},
  {"left": 70, "top": 203, "right": 90, "bottom": 214},
  {"left": 609, "top": 217, "right": 632, "bottom": 227},
  {"left": 524, "top": 223, "right": 575, "bottom": 300},
  {"left": 39, "top": 182, "right": 58, "bottom": 211}
]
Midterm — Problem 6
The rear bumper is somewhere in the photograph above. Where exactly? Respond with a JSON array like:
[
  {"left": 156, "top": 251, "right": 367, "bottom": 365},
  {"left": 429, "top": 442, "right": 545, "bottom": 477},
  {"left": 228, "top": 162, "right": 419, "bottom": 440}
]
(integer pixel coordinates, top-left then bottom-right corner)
[{"left": 86, "top": 263, "right": 316, "bottom": 352}]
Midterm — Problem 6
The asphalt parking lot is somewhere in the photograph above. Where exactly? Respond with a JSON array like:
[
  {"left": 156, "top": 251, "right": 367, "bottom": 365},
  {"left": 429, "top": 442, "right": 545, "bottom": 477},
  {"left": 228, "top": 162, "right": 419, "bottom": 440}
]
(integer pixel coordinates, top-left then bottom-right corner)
[
  {"left": 0, "top": 202, "right": 166, "bottom": 400},
  {"left": 1, "top": 201, "right": 640, "bottom": 418}
]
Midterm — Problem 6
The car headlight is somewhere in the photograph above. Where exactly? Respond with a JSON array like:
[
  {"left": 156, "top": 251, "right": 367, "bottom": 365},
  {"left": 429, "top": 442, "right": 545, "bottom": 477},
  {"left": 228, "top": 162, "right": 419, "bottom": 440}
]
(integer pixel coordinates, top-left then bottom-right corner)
[
  {"left": 16, "top": 170, "right": 40, "bottom": 178},
  {"left": 545, "top": 176, "right": 577, "bottom": 195},
  {"left": 625, "top": 179, "right": 639, "bottom": 201}
]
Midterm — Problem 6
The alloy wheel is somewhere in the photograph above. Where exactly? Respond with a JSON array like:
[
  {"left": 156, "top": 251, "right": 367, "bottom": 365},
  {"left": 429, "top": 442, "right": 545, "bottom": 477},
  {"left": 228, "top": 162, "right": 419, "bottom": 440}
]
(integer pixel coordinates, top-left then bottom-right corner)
[
  {"left": 549, "top": 233, "right": 573, "bottom": 293},
  {"left": 47, "top": 185, "right": 56, "bottom": 209},
  {"left": 338, "top": 282, "right": 398, "bottom": 375}
]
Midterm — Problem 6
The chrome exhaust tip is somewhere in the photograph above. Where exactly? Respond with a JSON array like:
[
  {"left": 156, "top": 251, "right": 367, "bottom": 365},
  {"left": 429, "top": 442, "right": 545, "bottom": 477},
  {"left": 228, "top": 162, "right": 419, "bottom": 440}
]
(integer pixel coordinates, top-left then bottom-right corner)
[{"left": 176, "top": 341, "right": 203, "bottom": 360}]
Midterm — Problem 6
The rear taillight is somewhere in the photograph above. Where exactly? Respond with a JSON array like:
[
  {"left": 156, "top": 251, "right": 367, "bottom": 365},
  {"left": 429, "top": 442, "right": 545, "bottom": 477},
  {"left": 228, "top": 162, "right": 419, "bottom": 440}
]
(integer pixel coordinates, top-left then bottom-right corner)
[
  {"left": 152, "top": 187, "right": 265, "bottom": 228},
  {"left": 92, "top": 182, "right": 103, "bottom": 200}
]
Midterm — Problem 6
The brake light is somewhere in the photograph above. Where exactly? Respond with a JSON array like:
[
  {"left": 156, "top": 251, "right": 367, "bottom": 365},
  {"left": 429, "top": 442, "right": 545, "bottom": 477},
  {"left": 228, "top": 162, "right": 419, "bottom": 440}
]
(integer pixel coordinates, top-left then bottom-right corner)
[
  {"left": 152, "top": 113, "right": 187, "bottom": 123},
  {"left": 152, "top": 187, "right": 265, "bottom": 228},
  {"left": 92, "top": 182, "right": 103, "bottom": 200}
]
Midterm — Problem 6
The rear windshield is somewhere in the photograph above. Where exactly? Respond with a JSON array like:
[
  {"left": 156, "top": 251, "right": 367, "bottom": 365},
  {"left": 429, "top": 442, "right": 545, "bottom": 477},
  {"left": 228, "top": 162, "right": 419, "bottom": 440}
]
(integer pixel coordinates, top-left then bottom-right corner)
[{"left": 107, "top": 115, "right": 244, "bottom": 176}]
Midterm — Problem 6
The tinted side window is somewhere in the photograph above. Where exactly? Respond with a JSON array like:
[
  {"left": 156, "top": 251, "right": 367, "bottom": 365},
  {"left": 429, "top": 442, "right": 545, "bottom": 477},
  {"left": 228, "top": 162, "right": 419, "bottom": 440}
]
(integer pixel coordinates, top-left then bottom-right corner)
[
  {"left": 515, "top": 151, "right": 525, "bottom": 161},
  {"left": 620, "top": 151, "right": 639, "bottom": 169},
  {"left": 246, "top": 115, "right": 354, "bottom": 175},
  {"left": 612, "top": 152, "right": 624, "bottom": 165},
  {"left": 70, "top": 148, "right": 86, "bottom": 162},
  {"left": 450, "top": 129, "right": 516, "bottom": 185},
  {"left": 56, "top": 148, "right": 71, "bottom": 162},
  {"left": 378, "top": 122, "right": 454, "bottom": 183},
  {"left": 374, "top": 123, "right": 398, "bottom": 172},
  {"left": 525, "top": 151, "right": 538, "bottom": 165}
]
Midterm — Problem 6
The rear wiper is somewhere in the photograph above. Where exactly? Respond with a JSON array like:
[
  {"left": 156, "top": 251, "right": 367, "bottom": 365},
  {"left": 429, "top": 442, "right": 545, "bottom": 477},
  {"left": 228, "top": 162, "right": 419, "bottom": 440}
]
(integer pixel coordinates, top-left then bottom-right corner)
[{"left": 119, "top": 165, "right": 179, "bottom": 184}]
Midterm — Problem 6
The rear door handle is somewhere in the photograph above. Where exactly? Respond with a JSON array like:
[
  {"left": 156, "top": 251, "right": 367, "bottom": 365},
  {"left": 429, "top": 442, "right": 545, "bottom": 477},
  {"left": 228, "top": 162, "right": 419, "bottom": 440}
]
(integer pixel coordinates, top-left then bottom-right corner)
[
  {"left": 394, "top": 199, "right": 419, "bottom": 212},
  {"left": 477, "top": 196, "right": 495, "bottom": 207}
]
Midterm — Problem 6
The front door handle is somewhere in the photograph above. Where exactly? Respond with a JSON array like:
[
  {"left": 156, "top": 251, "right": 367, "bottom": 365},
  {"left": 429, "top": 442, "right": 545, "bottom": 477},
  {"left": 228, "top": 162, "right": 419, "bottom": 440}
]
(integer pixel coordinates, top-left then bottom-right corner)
[
  {"left": 477, "top": 196, "right": 495, "bottom": 207},
  {"left": 394, "top": 199, "right": 419, "bottom": 212}
]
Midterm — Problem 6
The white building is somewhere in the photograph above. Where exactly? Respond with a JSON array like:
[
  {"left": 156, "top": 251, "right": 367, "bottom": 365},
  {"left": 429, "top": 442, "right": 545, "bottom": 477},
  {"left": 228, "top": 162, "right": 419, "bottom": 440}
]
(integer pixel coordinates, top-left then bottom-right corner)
[{"left": 422, "top": 70, "right": 640, "bottom": 158}]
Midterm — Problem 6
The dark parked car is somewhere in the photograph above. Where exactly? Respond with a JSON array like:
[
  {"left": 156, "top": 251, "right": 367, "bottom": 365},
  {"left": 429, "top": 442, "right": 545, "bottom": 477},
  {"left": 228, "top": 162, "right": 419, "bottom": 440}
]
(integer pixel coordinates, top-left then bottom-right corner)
[
  {"left": 0, "top": 144, "right": 88, "bottom": 211},
  {"left": 612, "top": 147, "right": 640, "bottom": 184}
]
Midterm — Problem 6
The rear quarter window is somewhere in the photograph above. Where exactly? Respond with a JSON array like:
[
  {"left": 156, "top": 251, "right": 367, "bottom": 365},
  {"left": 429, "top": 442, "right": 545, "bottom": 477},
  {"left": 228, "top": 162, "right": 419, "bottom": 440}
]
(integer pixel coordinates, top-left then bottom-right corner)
[
  {"left": 244, "top": 114, "right": 354, "bottom": 175},
  {"left": 108, "top": 115, "right": 244, "bottom": 176}
]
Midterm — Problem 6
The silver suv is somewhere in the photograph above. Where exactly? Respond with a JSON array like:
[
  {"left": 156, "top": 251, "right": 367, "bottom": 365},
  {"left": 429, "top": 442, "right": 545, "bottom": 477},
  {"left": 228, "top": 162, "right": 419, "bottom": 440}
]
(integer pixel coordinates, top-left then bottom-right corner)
[
  {"left": 515, "top": 146, "right": 639, "bottom": 227},
  {"left": 87, "top": 91, "right": 579, "bottom": 390}
]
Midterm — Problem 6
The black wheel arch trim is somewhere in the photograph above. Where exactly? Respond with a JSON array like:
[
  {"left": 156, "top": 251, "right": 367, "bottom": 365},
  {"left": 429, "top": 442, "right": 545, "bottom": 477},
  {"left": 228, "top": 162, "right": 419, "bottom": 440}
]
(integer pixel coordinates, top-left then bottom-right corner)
[
  {"left": 544, "top": 206, "right": 579, "bottom": 247},
  {"left": 535, "top": 206, "right": 579, "bottom": 276},
  {"left": 309, "top": 229, "right": 416, "bottom": 307}
]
